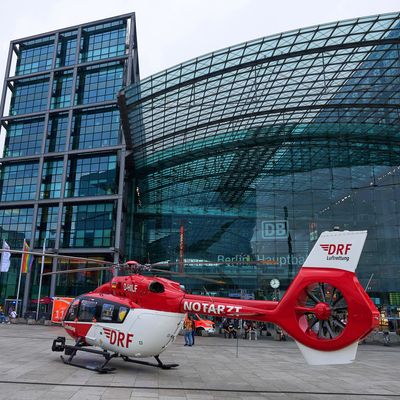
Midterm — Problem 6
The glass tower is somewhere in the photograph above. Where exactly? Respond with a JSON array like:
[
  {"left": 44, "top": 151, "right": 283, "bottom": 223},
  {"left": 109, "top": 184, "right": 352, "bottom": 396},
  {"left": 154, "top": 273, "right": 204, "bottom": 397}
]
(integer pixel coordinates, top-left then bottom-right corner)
[{"left": 0, "top": 13, "right": 139, "bottom": 314}]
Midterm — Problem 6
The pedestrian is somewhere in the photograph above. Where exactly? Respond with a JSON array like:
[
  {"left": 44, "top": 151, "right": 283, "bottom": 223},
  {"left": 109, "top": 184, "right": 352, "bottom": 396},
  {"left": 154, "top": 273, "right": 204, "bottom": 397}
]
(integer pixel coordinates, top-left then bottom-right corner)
[
  {"left": 183, "top": 315, "right": 194, "bottom": 346},
  {"left": 244, "top": 321, "right": 254, "bottom": 339},
  {"left": 224, "top": 323, "right": 237, "bottom": 339},
  {"left": 9, "top": 309, "right": 17, "bottom": 321},
  {"left": 0, "top": 305, "right": 6, "bottom": 324},
  {"left": 191, "top": 316, "right": 196, "bottom": 345}
]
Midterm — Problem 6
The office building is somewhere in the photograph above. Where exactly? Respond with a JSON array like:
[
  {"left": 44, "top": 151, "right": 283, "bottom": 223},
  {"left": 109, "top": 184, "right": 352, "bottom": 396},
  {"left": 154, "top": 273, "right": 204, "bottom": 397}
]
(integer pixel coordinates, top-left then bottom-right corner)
[{"left": 0, "top": 13, "right": 138, "bottom": 313}]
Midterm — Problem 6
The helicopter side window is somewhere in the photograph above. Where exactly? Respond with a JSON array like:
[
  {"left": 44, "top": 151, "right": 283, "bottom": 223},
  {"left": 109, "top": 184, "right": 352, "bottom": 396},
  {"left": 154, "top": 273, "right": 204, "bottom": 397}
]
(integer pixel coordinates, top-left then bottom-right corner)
[
  {"left": 78, "top": 300, "right": 98, "bottom": 322},
  {"left": 101, "top": 303, "right": 114, "bottom": 321},
  {"left": 117, "top": 306, "right": 128, "bottom": 323},
  {"left": 97, "top": 302, "right": 129, "bottom": 323}
]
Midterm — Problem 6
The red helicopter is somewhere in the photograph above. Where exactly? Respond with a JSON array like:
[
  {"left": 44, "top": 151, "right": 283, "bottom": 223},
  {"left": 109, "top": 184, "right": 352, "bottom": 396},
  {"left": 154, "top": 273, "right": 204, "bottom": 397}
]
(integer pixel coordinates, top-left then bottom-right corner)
[{"left": 2, "top": 230, "right": 380, "bottom": 373}]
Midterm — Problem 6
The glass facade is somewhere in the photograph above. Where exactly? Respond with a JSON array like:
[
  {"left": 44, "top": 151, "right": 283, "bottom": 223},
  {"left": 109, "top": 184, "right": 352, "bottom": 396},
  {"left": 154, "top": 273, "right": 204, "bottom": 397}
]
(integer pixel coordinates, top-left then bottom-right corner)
[
  {"left": 0, "top": 162, "right": 38, "bottom": 201},
  {"left": 71, "top": 108, "right": 120, "bottom": 150},
  {"left": 4, "top": 118, "right": 44, "bottom": 157},
  {"left": 15, "top": 36, "right": 54, "bottom": 75},
  {"left": 1, "top": 11, "right": 399, "bottom": 322},
  {"left": 0, "top": 13, "right": 138, "bottom": 311},
  {"left": 76, "top": 62, "right": 124, "bottom": 105},
  {"left": 65, "top": 154, "right": 117, "bottom": 197},
  {"left": 46, "top": 114, "right": 68, "bottom": 153},
  {"left": 10, "top": 77, "right": 49, "bottom": 115},
  {"left": 61, "top": 202, "right": 114, "bottom": 248},
  {"left": 121, "top": 13, "right": 400, "bottom": 316},
  {"left": 40, "top": 159, "right": 63, "bottom": 199}
]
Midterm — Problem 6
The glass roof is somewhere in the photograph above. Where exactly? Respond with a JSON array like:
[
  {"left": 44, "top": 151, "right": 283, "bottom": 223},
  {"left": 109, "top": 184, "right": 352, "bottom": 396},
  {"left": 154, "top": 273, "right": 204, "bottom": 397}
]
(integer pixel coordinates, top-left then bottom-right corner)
[{"left": 122, "top": 13, "right": 400, "bottom": 214}]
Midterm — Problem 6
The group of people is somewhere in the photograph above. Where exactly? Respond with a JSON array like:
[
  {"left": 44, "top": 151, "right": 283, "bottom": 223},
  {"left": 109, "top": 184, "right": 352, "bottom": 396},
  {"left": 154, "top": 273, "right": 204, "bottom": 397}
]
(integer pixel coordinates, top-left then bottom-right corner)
[
  {"left": 223, "top": 320, "right": 238, "bottom": 338},
  {"left": 0, "top": 305, "right": 16, "bottom": 324},
  {"left": 183, "top": 314, "right": 196, "bottom": 346},
  {"left": 221, "top": 319, "right": 274, "bottom": 339}
]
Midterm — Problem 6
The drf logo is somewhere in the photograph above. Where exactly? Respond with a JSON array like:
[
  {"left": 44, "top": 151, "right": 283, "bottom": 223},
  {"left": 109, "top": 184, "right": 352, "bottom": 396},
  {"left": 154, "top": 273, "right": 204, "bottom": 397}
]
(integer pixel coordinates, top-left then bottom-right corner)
[
  {"left": 103, "top": 328, "right": 134, "bottom": 348},
  {"left": 320, "top": 243, "right": 352, "bottom": 255},
  {"left": 261, "top": 220, "right": 288, "bottom": 239}
]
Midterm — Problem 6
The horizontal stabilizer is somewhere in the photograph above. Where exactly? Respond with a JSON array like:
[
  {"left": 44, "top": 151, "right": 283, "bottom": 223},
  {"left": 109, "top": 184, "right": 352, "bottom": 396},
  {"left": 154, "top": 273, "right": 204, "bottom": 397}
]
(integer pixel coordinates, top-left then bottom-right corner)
[
  {"left": 296, "top": 341, "right": 358, "bottom": 365},
  {"left": 303, "top": 230, "right": 367, "bottom": 273}
]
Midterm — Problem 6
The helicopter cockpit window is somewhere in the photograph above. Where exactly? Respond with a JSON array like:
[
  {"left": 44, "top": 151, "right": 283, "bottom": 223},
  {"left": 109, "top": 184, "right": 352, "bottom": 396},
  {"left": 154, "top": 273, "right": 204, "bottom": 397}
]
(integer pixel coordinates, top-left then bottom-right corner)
[
  {"left": 78, "top": 300, "right": 97, "bottom": 322},
  {"left": 101, "top": 303, "right": 114, "bottom": 321},
  {"left": 65, "top": 300, "right": 80, "bottom": 321}
]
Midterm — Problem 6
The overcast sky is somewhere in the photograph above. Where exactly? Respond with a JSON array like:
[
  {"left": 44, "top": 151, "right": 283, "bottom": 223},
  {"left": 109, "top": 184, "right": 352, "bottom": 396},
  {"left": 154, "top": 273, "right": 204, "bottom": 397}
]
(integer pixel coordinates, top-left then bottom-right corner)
[{"left": 0, "top": 0, "right": 398, "bottom": 90}]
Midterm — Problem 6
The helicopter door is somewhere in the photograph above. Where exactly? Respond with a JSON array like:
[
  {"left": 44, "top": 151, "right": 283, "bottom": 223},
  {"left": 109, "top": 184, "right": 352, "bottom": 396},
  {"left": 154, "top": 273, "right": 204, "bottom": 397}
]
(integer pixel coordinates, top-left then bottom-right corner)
[
  {"left": 90, "top": 302, "right": 131, "bottom": 350},
  {"left": 126, "top": 309, "right": 183, "bottom": 357}
]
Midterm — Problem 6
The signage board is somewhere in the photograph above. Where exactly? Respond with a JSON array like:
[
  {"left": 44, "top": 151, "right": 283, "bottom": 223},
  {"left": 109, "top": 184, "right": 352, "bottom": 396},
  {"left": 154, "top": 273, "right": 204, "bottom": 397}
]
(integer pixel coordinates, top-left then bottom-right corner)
[
  {"left": 51, "top": 297, "right": 74, "bottom": 323},
  {"left": 261, "top": 220, "right": 289, "bottom": 239}
]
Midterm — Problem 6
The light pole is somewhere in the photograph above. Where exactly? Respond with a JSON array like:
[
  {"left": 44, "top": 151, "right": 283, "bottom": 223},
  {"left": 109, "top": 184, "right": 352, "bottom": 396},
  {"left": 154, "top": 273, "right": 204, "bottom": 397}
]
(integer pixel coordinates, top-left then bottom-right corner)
[{"left": 36, "top": 236, "right": 46, "bottom": 320}]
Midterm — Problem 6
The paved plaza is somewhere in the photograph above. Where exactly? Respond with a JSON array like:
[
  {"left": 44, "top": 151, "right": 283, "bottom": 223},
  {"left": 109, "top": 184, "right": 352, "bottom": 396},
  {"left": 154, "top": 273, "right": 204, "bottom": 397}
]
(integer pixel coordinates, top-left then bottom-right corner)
[{"left": 0, "top": 324, "right": 399, "bottom": 400}]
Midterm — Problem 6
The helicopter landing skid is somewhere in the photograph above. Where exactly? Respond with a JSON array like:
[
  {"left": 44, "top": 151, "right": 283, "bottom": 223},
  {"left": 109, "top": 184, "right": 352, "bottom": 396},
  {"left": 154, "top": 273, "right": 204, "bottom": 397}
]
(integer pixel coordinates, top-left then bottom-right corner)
[
  {"left": 122, "top": 355, "right": 179, "bottom": 370},
  {"left": 52, "top": 336, "right": 117, "bottom": 373}
]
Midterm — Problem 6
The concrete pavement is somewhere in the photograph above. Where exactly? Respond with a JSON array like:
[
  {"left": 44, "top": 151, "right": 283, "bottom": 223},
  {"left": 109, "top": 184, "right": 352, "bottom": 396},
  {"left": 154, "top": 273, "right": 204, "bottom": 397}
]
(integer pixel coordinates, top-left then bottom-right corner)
[{"left": 0, "top": 323, "right": 399, "bottom": 399}]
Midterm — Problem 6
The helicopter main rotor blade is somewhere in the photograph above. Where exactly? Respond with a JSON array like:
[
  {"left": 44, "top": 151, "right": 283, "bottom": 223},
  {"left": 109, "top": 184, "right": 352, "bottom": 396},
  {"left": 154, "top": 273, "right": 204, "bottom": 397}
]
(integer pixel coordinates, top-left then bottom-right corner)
[
  {"left": 42, "top": 265, "right": 116, "bottom": 276},
  {"left": 0, "top": 249, "right": 117, "bottom": 266},
  {"left": 150, "top": 267, "right": 225, "bottom": 284},
  {"left": 42, "top": 265, "right": 225, "bottom": 284},
  {"left": 0, "top": 249, "right": 225, "bottom": 283}
]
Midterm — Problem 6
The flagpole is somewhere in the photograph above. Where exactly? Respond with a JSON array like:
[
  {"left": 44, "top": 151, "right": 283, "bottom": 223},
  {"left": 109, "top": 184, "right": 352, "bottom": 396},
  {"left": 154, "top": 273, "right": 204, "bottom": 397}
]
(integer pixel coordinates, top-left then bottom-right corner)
[
  {"left": 0, "top": 240, "right": 4, "bottom": 299},
  {"left": 15, "top": 239, "right": 26, "bottom": 317},
  {"left": 36, "top": 237, "right": 46, "bottom": 320}
]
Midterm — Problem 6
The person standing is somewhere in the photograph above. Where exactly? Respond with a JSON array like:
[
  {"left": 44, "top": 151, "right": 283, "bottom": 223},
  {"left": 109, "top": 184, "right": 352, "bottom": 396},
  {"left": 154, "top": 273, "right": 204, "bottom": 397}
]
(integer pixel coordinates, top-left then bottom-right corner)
[
  {"left": 0, "top": 305, "right": 6, "bottom": 323},
  {"left": 191, "top": 316, "right": 196, "bottom": 345},
  {"left": 183, "top": 315, "right": 194, "bottom": 346}
]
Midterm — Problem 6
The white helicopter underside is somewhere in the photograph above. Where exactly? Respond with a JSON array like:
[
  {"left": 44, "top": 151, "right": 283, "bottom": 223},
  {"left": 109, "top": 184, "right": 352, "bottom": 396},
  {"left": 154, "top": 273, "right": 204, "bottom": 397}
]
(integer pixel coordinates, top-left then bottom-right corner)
[{"left": 84, "top": 309, "right": 184, "bottom": 358}]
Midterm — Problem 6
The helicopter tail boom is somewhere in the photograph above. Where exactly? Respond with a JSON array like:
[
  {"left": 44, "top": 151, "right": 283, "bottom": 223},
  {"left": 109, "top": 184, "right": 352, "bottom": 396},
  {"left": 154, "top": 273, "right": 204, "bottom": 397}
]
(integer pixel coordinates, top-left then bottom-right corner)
[{"left": 180, "top": 230, "right": 379, "bottom": 365}]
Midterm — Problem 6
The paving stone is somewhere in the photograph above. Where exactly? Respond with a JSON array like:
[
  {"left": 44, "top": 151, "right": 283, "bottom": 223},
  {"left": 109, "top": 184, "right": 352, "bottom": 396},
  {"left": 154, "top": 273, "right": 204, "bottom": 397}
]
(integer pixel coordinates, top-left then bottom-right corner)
[{"left": 0, "top": 324, "right": 399, "bottom": 399}]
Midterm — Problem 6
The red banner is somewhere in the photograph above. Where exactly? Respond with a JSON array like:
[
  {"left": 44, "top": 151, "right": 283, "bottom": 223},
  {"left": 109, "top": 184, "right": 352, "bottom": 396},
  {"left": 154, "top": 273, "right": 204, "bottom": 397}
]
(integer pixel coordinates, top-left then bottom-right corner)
[{"left": 51, "top": 297, "right": 74, "bottom": 323}]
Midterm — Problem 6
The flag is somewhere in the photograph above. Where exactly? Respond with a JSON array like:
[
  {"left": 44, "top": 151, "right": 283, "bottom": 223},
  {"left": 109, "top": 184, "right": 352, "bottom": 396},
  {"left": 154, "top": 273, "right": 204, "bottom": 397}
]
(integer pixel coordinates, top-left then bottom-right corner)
[
  {"left": 0, "top": 241, "right": 11, "bottom": 272},
  {"left": 21, "top": 240, "right": 34, "bottom": 274}
]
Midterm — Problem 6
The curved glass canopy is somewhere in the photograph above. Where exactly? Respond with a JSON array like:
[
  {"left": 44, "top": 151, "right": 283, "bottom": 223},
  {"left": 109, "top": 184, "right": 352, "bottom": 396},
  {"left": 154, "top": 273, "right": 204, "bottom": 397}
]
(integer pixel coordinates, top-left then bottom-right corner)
[
  {"left": 120, "top": 13, "right": 400, "bottom": 300},
  {"left": 123, "top": 13, "right": 399, "bottom": 214}
]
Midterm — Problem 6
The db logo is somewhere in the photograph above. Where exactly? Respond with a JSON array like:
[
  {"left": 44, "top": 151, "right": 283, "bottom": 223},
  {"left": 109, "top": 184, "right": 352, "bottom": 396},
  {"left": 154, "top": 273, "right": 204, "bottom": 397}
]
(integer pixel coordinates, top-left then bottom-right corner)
[
  {"left": 320, "top": 243, "right": 352, "bottom": 255},
  {"left": 103, "top": 328, "right": 134, "bottom": 348}
]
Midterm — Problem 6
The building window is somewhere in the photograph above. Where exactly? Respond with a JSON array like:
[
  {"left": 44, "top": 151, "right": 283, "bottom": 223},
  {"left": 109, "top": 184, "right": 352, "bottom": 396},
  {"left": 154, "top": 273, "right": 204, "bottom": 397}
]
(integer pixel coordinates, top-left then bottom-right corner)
[
  {"left": 15, "top": 36, "right": 54, "bottom": 76},
  {"left": 80, "top": 21, "right": 127, "bottom": 63},
  {"left": 10, "top": 77, "right": 49, "bottom": 115},
  {"left": 75, "top": 62, "right": 124, "bottom": 105},
  {"left": 65, "top": 154, "right": 117, "bottom": 197},
  {"left": 51, "top": 72, "right": 73, "bottom": 109},
  {"left": 35, "top": 206, "right": 59, "bottom": 248},
  {"left": 4, "top": 118, "right": 44, "bottom": 157},
  {"left": 40, "top": 159, "right": 64, "bottom": 199},
  {"left": 61, "top": 202, "right": 114, "bottom": 248},
  {"left": 57, "top": 31, "right": 77, "bottom": 67},
  {"left": 0, "top": 162, "right": 38, "bottom": 201},
  {"left": 0, "top": 208, "right": 34, "bottom": 248},
  {"left": 46, "top": 114, "right": 68, "bottom": 153},
  {"left": 71, "top": 108, "right": 120, "bottom": 150}
]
